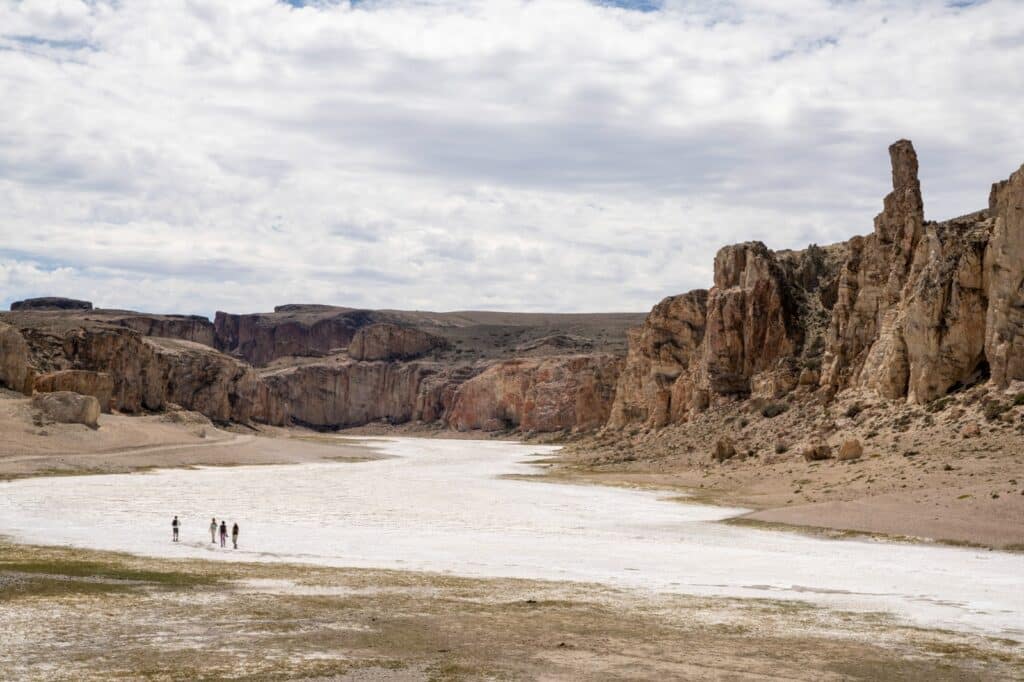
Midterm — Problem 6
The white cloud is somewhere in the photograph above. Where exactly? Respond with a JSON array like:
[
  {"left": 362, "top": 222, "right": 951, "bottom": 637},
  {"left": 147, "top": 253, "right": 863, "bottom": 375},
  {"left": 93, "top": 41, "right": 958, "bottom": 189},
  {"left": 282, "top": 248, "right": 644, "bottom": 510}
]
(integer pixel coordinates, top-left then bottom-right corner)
[{"left": 1, "top": 0, "right": 1021, "bottom": 317}]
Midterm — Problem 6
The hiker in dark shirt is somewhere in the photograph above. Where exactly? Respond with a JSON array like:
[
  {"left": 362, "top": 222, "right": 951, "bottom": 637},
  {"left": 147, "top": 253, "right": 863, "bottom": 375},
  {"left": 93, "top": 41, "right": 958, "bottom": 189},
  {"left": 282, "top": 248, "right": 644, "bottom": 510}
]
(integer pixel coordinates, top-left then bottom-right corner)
[
  {"left": 172, "top": 516, "right": 180, "bottom": 542},
  {"left": 219, "top": 520, "right": 227, "bottom": 548},
  {"left": 231, "top": 523, "right": 239, "bottom": 549}
]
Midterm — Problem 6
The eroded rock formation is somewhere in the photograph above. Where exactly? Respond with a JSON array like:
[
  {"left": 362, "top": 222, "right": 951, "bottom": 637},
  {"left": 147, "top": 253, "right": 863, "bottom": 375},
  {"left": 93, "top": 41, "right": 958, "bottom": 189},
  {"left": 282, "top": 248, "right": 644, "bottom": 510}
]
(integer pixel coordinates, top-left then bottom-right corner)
[
  {"left": 447, "top": 355, "right": 622, "bottom": 432},
  {"left": 0, "top": 322, "right": 34, "bottom": 395},
  {"left": 610, "top": 140, "right": 1024, "bottom": 428}
]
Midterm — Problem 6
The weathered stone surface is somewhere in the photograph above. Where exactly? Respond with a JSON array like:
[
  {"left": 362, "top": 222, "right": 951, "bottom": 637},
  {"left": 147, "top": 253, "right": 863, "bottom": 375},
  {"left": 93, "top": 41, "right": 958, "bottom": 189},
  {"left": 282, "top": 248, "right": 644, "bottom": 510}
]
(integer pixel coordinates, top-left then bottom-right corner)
[
  {"left": 984, "top": 163, "right": 1024, "bottom": 387},
  {"left": 108, "top": 313, "right": 215, "bottom": 346},
  {"left": 802, "top": 443, "right": 832, "bottom": 461},
  {"left": 0, "top": 322, "right": 35, "bottom": 395},
  {"left": 608, "top": 291, "right": 707, "bottom": 427},
  {"left": 34, "top": 370, "right": 114, "bottom": 413},
  {"left": 348, "top": 323, "right": 445, "bottom": 361},
  {"left": 264, "top": 360, "right": 452, "bottom": 428},
  {"left": 8, "top": 320, "right": 285, "bottom": 425},
  {"left": 148, "top": 338, "right": 286, "bottom": 424},
  {"left": 837, "top": 439, "right": 863, "bottom": 461},
  {"left": 702, "top": 242, "right": 801, "bottom": 396},
  {"left": 214, "top": 306, "right": 378, "bottom": 366},
  {"left": 11, "top": 297, "right": 92, "bottom": 311},
  {"left": 447, "top": 355, "right": 622, "bottom": 432},
  {"left": 610, "top": 140, "right": 1024, "bottom": 428},
  {"left": 822, "top": 140, "right": 925, "bottom": 394},
  {"left": 31, "top": 391, "right": 100, "bottom": 428}
]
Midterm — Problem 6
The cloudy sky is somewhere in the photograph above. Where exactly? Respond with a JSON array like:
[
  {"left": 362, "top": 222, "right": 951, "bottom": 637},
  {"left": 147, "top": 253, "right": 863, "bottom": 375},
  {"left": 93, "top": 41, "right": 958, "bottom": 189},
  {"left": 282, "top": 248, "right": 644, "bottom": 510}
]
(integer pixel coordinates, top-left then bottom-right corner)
[{"left": 1, "top": 0, "right": 1022, "bottom": 317}]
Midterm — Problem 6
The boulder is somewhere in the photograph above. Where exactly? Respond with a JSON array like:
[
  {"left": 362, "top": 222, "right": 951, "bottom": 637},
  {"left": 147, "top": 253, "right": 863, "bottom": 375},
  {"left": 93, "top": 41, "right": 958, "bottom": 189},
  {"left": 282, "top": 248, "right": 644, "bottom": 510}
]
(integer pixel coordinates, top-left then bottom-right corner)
[
  {"left": 961, "top": 422, "right": 981, "bottom": 438},
  {"left": 802, "top": 443, "right": 833, "bottom": 461},
  {"left": 34, "top": 370, "right": 114, "bottom": 413},
  {"left": 31, "top": 391, "right": 100, "bottom": 428},
  {"left": 837, "top": 439, "right": 863, "bottom": 461}
]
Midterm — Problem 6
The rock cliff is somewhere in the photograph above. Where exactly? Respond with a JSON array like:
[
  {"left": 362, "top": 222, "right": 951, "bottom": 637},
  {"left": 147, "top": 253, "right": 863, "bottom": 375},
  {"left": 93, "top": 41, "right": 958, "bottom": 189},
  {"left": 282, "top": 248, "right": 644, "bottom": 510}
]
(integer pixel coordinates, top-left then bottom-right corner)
[
  {"left": 447, "top": 355, "right": 622, "bottom": 432},
  {"left": 609, "top": 140, "right": 1024, "bottom": 428},
  {"left": 1, "top": 315, "right": 285, "bottom": 425},
  {"left": 214, "top": 306, "right": 379, "bottom": 366},
  {"left": 348, "top": 323, "right": 446, "bottom": 361}
]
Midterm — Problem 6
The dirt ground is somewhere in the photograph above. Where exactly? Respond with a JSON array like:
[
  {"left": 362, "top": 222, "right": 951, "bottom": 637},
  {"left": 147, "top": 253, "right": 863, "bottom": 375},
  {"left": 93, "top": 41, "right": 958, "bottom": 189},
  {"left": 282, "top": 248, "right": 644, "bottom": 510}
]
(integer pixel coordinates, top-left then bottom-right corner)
[
  {"left": 1, "top": 540, "right": 1021, "bottom": 681},
  {"left": 0, "top": 394, "right": 382, "bottom": 481},
  {"left": 551, "top": 384, "right": 1024, "bottom": 551}
]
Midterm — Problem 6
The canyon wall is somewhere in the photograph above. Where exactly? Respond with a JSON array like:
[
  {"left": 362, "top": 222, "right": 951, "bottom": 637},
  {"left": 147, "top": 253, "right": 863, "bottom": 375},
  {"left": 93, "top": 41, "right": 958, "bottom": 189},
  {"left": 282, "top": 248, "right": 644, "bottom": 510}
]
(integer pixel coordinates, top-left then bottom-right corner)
[
  {"left": 610, "top": 140, "right": 1024, "bottom": 428},
  {"left": 213, "top": 306, "right": 380, "bottom": 366},
  {"left": 2, "top": 318, "right": 286, "bottom": 425}
]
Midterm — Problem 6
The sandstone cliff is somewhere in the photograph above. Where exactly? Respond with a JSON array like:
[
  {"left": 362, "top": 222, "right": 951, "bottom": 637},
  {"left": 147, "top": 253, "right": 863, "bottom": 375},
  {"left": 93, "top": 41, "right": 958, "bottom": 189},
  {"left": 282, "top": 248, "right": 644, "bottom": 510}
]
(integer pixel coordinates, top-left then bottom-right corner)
[
  {"left": 1, "top": 315, "right": 285, "bottom": 425},
  {"left": 610, "top": 140, "right": 1024, "bottom": 428},
  {"left": 447, "top": 355, "right": 622, "bottom": 432}
]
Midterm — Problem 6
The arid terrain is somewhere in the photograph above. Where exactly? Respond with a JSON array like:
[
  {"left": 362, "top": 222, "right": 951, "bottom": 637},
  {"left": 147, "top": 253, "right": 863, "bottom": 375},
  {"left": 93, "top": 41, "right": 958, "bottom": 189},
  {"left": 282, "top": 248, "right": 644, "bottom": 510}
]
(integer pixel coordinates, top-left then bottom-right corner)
[{"left": 2, "top": 139, "right": 1023, "bottom": 679}]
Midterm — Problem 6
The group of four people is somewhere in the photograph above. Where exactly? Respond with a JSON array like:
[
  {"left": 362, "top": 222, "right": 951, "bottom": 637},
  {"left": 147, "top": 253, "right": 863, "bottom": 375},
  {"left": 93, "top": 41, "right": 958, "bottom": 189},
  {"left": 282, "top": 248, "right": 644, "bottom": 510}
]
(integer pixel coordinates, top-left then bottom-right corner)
[{"left": 170, "top": 516, "right": 240, "bottom": 548}]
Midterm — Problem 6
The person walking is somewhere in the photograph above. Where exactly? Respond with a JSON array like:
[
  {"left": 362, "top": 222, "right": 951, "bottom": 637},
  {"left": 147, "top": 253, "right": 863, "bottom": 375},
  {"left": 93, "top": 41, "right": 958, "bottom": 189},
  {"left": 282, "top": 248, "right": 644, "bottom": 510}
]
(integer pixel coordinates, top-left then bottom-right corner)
[
  {"left": 209, "top": 518, "right": 217, "bottom": 543},
  {"left": 172, "top": 515, "right": 180, "bottom": 542},
  {"left": 231, "top": 522, "right": 239, "bottom": 549},
  {"left": 219, "top": 520, "right": 227, "bottom": 548}
]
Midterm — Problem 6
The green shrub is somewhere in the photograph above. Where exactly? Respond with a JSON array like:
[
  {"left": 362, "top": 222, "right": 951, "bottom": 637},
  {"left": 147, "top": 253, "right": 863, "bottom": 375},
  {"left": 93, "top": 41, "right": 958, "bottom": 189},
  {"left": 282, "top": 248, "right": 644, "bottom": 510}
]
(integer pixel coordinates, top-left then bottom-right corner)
[{"left": 844, "top": 403, "right": 864, "bottom": 419}]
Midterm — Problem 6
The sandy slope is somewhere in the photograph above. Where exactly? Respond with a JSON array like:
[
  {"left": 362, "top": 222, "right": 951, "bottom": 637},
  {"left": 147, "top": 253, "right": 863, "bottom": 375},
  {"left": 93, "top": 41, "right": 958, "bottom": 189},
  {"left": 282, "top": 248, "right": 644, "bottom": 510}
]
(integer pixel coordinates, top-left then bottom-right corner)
[{"left": 0, "top": 394, "right": 377, "bottom": 480}]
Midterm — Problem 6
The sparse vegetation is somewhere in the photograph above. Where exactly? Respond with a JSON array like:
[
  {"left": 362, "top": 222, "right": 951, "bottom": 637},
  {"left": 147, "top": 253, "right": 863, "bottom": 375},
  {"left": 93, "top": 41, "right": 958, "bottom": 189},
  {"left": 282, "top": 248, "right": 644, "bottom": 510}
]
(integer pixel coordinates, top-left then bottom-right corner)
[{"left": 761, "top": 402, "right": 788, "bottom": 419}]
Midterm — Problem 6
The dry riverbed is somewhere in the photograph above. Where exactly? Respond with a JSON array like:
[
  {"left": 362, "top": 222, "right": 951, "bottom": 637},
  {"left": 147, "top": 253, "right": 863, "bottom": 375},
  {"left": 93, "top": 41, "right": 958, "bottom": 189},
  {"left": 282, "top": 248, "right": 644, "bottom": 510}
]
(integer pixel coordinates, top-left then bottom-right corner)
[{"left": 2, "top": 540, "right": 1021, "bottom": 681}]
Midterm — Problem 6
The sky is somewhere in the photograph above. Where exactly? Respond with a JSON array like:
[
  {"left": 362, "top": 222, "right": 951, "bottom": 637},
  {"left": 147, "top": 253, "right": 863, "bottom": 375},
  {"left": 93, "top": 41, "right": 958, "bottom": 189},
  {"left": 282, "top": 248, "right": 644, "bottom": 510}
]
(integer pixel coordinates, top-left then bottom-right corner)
[{"left": 1, "top": 0, "right": 1022, "bottom": 317}]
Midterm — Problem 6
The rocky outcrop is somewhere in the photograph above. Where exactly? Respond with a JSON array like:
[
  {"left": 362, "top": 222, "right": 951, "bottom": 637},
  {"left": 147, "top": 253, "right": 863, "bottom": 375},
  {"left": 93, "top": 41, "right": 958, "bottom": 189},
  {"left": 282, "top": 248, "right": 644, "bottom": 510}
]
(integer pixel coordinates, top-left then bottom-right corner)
[
  {"left": 11, "top": 297, "right": 92, "bottom": 311},
  {"left": 214, "top": 306, "right": 380, "bottom": 366},
  {"left": 608, "top": 291, "right": 708, "bottom": 427},
  {"left": 348, "top": 323, "right": 445, "bottom": 361},
  {"left": 0, "top": 322, "right": 34, "bottom": 395},
  {"left": 147, "top": 338, "right": 286, "bottom": 424},
  {"left": 7, "top": 320, "right": 285, "bottom": 425},
  {"left": 32, "top": 391, "right": 100, "bottom": 428},
  {"left": 609, "top": 140, "right": 1024, "bottom": 428},
  {"left": 984, "top": 163, "right": 1024, "bottom": 387},
  {"left": 264, "top": 360, "right": 457, "bottom": 428},
  {"left": 447, "top": 355, "right": 622, "bottom": 432},
  {"left": 34, "top": 370, "right": 114, "bottom": 413},
  {"left": 106, "top": 313, "right": 215, "bottom": 346}
]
